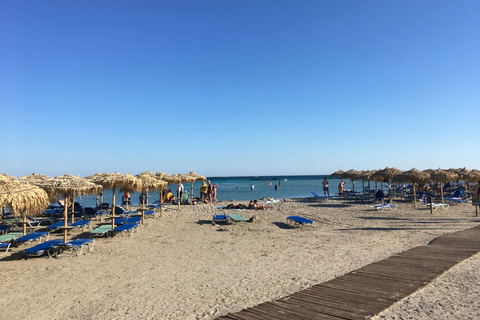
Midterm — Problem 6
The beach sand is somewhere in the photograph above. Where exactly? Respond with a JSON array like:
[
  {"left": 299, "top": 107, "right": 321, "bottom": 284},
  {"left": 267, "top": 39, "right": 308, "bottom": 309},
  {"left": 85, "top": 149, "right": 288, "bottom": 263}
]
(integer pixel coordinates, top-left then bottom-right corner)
[{"left": 1, "top": 198, "right": 479, "bottom": 320}]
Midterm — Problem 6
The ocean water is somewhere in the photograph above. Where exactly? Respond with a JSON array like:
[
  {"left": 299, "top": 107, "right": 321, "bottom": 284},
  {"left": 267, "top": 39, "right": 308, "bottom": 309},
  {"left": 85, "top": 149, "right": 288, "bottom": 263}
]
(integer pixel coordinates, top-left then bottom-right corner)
[{"left": 72, "top": 175, "right": 383, "bottom": 208}]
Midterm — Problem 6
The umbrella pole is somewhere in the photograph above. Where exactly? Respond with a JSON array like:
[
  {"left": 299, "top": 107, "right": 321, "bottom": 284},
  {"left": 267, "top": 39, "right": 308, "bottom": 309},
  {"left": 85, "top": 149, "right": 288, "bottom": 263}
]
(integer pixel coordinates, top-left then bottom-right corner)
[
  {"left": 441, "top": 184, "right": 444, "bottom": 203},
  {"left": 71, "top": 192, "right": 75, "bottom": 223},
  {"left": 389, "top": 181, "right": 392, "bottom": 204},
  {"left": 63, "top": 197, "right": 69, "bottom": 243},
  {"left": 141, "top": 191, "right": 145, "bottom": 224},
  {"left": 177, "top": 184, "right": 180, "bottom": 210},
  {"left": 96, "top": 195, "right": 99, "bottom": 208},
  {"left": 191, "top": 183, "right": 194, "bottom": 201},
  {"left": 100, "top": 193, "right": 104, "bottom": 221},
  {"left": 147, "top": 189, "right": 149, "bottom": 206},
  {"left": 160, "top": 189, "right": 164, "bottom": 217},
  {"left": 111, "top": 187, "right": 116, "bottom": 232},
  {"left": 413, "top": 183, "right": 417, "bottom": 208},
  {"left": 368, "top": 181, "right": 371, "bottom": 198},
  {"left": 23, "top": 213, "right": 27, "bottom": 236}
]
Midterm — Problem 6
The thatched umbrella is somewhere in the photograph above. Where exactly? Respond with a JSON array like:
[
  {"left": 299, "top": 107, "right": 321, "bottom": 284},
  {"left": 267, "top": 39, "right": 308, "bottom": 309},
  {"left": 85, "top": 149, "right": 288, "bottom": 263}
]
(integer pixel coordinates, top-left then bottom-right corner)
[
  {"left": 16, "top": 173, "right": 50, "bottom": 186},
  {"left": 425, "top": 169, "right": 458, "bottom": 203},
  {"left": 452, "top": 167, "right": 472, "bottom": 193},
  {"left": 357, "top": 170, "right": 375, "bottom": 197},
  {"left": 372, "top": 167, "right": 402, "bottom": 203},
  {"left": 469, "top": 169, "right": 480, "bottom": 182},
  {"left": 155, "top": 172, "right": 177, "bottom": 213},
  {"left": 0, "top": 173, "right": 16, "bottom": 182},
  {"left": 135, "top": 171, "right": 164, "bottom": 223},
  {"left": 393, "top": 168, "right": 430, "bottom": 207},
  {"left": 185, "top": 171, "right": 207, "bottom": 201},
  {"left": 39, "top": 174, "right": 102, "bottom": 242},
  {"left": 0, "top": 179, "right": 50, "bottom": 235},
  {"left": 330, "top": 170, "right": 347, "bottom": 179},
  {"left": 172, "top": 173, "right": 189, "bottom": 210},
  {"left": 343, "top": 169, "right": 361, "bottom": 193},
  {"left": 86, "top": 172, "right": 141, "bottom": 231}
]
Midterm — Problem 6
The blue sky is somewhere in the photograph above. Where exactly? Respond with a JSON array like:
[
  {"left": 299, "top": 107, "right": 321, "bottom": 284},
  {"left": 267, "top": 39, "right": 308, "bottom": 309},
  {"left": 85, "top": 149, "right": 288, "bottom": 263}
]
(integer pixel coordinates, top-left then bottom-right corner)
[{"left": 1, "top": 1, "right": 479, "bottom": 178}]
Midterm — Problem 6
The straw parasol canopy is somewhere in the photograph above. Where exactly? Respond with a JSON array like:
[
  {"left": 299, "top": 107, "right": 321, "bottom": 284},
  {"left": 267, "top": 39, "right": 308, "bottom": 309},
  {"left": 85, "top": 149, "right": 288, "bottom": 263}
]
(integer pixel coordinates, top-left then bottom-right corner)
[
  {"left": 0, "top": 179, "right": 50, "bottom": 235},
  {"left": 85, "top": 172, "right": 141, "bottom": 230},
  {"left": 468, "top": 169, "right": 480, "bottom": 182},
  {"left": 155, "top": 172, "right": 178, "bottom": 185},
  {"left": 171, "top": 173, "right": 192, "bottom": 209},
  {"left": 425, "top": 169, "right": 458, "bottom": 203},
  {"left": 135, "top": 171, "right": 165, "bottom": 223},
  {"left": 16, "top": 173, "right": 50, "bottom": 186},
  {"left": 38, "top": 174, "right": 103, "bottom": 242},
  {"left": 330, "top": 170, "right": 347, "bottom": 179},
  {"left": 343, "top": 169, "right": 361, "bottom": 192},
  {"left": 393, "top": 168, "right": 430, "bottom": 207},
  {"left": 371, "top": 167, "right": 402, "bottom": 203},
  {"left": 185, "top": 171, "right": 207, "bottom": 201},
  {"left": 0, "top": 173, "right": 16, "bottom": 182}
]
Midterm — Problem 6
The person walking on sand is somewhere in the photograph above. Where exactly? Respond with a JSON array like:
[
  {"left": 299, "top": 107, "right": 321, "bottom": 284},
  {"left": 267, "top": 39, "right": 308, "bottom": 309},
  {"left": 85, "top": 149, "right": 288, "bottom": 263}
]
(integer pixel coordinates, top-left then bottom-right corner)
[{"left": 322, "top": 177, "right": 330, "bottom": 197}]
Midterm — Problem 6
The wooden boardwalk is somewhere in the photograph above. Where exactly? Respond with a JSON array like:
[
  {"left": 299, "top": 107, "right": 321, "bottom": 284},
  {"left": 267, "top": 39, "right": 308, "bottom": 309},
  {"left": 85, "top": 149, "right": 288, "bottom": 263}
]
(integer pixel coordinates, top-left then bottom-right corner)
[{"left": 217, "top": 225, "right": 480, "bottom": 320}]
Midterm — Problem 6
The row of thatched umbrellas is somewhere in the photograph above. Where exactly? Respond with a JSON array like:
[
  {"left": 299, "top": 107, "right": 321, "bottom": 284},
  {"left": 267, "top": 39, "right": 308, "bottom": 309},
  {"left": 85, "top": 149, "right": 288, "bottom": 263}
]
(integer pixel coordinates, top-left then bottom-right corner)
[
  {"left": 331, "top": 167, "right": 480, "bottom": 206},
  {"left": 0, "top": 171, "right": 206, "bottom": 243}
]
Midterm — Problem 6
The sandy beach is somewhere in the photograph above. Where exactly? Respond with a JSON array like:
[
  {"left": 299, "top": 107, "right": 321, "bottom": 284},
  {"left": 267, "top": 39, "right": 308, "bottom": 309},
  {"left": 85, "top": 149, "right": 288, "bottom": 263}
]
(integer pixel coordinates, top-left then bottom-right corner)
[{"left": 1, "top": 197, "right": 479, "bottom": 320}]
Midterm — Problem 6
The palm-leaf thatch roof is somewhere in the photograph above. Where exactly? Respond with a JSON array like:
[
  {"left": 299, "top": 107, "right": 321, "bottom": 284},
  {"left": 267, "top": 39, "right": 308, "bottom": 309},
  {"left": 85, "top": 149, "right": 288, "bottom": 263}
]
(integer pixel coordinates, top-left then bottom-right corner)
[
  {"left": 173, "top": 173, "right": 195, "bottom": 184},
  {"left": 185, "top": 171, "right": 207, "bottom": 182},
  {"left": 0, "top": 180, "right": 50, "bottom": 217},
  {"left": 330, "top": 170, "right": 347, "bottom": 178},
  {"left": 424, "top": 168, "right": 458, "bottom": 183},
  {"left": 393, "top": 168, "right": 430, "bottom": 183},
  {"left": 468, "top": 169, "right": 480, "bottom": 182},
  {"left": 0, "top": 173, "right": 16, "bottom": 182},
  {"left": 136, "top": 171, "right": 164, "bottom": 191},
  {"left": 357, "top": 170, "right": 376, "bottom": 181},
  {"left": 86, "top": 172, "right": 141, "bottom": 192},
  {"left": 38, "top": 174, "right": 103, "bottom": 200},
  {"left": 343, "top": 169, "right": 361, "bottom": 181},
  {"left": 155, "top": 172, "right": 179, "bottom": 184},
  {"left": 371, "top": 167, "right": 402, "bottom": 182},
  {"left": 16, "top": 173, "right": 50, "bottom": 185}
]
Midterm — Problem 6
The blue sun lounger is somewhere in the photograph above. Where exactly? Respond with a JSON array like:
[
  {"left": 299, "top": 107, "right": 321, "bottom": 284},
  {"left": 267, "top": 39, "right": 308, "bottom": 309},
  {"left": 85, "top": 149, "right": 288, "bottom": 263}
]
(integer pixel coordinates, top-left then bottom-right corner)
[
  {"left": 0, "top": 225, "right": 12, "bottom": 235},
  {"left": 46, "top": 221, "right": 68, "bottom": 231},
  {"left": 113, "top": 223, "right": 139, "bottom": 236},
  {"left": 0, "top": 242, "right": 11, "bottom": 255},
  {"left": 70, "top": 220, "right": 92, "bottom": 230},
  {"left": 63, "top": 238, "right": 95, "bottom": 256},
  {"left": 444, "top": 197, "right": 467, "bottom": 204},
  {"left": 143, "top": 210, "right": 155, "bottom": 218},
  {"left": 311, "top": 191, "right": 331, "bottom": 199},
  {"left": 212, "top": 214, "right": 228, "bottom": 224},
  {"left": 15, "top": 232, "right": 50, "bottom": 245},
  {"left": 287, "top": 216, "right": 314, "bottom": 227},
  {"left": 25, "top": 239, "right": 64, "bottom": 258}
]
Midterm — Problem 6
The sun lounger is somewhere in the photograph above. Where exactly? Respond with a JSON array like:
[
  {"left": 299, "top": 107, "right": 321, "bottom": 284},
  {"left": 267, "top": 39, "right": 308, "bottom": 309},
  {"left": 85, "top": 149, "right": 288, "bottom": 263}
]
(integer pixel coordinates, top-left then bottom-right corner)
[
  {"left": 0, "top": 232, "right": 23, "bottom": 243},
  {"left": 0, "top": 225, "right": 12, "bottom": 234},
  {"left": 0, "top": 242, "right": 11, "bottom": 255},
  {"left": 311, "top": 191, "right": 330, "bottom": 199},
  {"left": 46, "top": 220, "right": 68, "bottom": 231},
  {"left": 212, "top": 214, "right": 228, "bottom": 224},
  {"left": 113, "top": 223, "right": 139, "bottom": 236},
  {"left": 25, "top": 239, "right": 64, "bottom": 258},
  {"left": 372, "top": 204, "right": 397, "bottom": 211},
  {"left": 143, "top": 210, "right": 155, "bottom": 218},
  {"left": 90, "top": 224, "right": 114, "bottom": 237},
  {"left": 227, "top": 214, "right": 246, "bottom": 223},
  {"left": 26, "top": 216, "right": 54, "bottom": 228},
  {"left": 15, "top": 231, "right": 50, "bottom": 245},
  {"left": 124, "top": 216, "right": 141, "bottom": 224},
  {"left": 444, "top": 197, "right": 467, "bottom": 204},
  {"left": 70, "top": 220, "right": 92, "bottom": 230},
  {"left": 286, "top": 216, "right": 314, "bottom": 227},
  {"left": 63, "top": 238, "right": 95, "bottom": 256}
]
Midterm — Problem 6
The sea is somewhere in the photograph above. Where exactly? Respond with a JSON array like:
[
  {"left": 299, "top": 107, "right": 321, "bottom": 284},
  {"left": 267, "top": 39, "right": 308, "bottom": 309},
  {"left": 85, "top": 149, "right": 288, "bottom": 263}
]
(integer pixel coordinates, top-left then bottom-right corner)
[{"left": 72, "top": 175, "right": 385, "bottom": 208}]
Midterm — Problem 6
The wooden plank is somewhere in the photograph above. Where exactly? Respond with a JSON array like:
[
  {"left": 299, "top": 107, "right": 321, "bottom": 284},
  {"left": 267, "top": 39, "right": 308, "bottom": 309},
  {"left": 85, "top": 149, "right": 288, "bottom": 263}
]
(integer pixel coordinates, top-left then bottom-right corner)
[{"left": 271, "top": 299, "right": 354, "bottom": 319}]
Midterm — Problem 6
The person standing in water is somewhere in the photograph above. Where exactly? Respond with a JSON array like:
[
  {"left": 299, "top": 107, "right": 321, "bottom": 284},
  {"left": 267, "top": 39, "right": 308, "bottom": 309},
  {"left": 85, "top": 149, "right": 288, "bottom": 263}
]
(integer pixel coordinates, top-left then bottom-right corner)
[{"left": 322, "top": 177, "right": 330, "bottom": 197}]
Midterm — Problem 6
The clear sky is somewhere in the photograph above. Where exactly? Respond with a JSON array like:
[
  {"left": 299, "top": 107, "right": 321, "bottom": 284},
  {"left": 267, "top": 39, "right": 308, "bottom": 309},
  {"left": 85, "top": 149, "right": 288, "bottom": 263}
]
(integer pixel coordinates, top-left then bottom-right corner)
[{"left": 1, "top": 1, "right": 479, "bottom": 178}]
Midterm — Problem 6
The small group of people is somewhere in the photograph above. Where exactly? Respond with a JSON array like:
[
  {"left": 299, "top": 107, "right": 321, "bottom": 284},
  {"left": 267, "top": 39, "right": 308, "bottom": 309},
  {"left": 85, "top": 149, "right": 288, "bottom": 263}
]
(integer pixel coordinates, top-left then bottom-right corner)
[
  {"left": 199, "top": 180, "right": 218, "bottom": 203},
  {"left": 321, "top": 177, "right": 346, "bottom": 196},
  {"left": 248, "top": 199, "right": 271, "bottom": 210}
]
